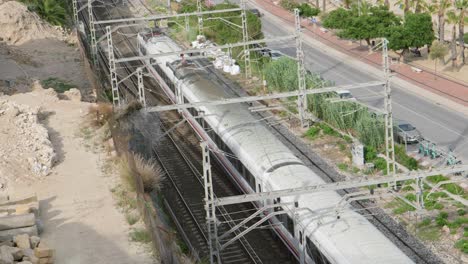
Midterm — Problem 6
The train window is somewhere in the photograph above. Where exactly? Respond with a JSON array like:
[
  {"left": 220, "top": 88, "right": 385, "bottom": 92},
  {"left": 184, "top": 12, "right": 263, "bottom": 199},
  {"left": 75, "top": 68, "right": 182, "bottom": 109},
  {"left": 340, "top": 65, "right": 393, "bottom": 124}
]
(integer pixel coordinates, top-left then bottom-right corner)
[
  {"left": 258, "top": 184, "right": 262, "bottom": 193},
  {"left": 299, "top": 231, "right": 303, "bottom": 244},
  {"left": 306, "top": 238, "right": 331, "bottom": 264},
  {"left": 283, "top": 215, "right": 294, "bottom": 237},
  {"left": 150, "top": 58, "right": 156, "bottom": 64}
]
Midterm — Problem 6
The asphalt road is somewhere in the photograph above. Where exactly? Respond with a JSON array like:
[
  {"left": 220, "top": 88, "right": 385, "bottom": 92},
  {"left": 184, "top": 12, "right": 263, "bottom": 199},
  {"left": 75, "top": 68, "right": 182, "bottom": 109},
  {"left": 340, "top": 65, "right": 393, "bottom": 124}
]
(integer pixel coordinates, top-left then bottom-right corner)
[{"left": 255, "top": 8, "right": 468, "bottom": 163}]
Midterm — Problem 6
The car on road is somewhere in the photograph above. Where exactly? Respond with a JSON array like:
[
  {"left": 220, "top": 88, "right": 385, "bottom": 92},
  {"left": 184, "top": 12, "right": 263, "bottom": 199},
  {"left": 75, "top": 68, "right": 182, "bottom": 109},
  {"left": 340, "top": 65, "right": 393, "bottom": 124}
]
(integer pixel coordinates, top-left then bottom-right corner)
[
  {"left": 269, "top": 50, "right": 285, "bottom": 61},
  {"left": 394, "top": 120, "right": 422, "bottom": 144},
  {"left": 335, "top": 90, "right": 356, "bottom": 100},
  {"left": 249, "top": 9, "right": 262, "bottom": 17}
]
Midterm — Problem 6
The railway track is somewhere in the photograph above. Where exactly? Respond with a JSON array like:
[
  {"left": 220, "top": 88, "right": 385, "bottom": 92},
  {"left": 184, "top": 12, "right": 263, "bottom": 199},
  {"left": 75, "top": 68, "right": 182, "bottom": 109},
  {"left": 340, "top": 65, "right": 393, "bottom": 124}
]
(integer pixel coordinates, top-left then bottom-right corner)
[{"left": 78, "top": 1, "right": 294, "bottom": 263}]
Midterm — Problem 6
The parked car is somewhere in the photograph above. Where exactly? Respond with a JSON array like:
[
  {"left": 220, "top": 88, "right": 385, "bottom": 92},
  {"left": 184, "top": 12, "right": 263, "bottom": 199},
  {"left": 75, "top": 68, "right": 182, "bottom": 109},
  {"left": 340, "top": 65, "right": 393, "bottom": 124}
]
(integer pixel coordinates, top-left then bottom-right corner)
[
  {"left": 249, "top": 9, "right": 262, "bottom": 17},
  {"left": 394, "top": 120, "right": 422, "bottom": 144},
  {"left": 335, "top": 90, "right": 356, "bottom": 100},
  {"left": 269, "top": 50, "right": 285, "bottom": 61}
]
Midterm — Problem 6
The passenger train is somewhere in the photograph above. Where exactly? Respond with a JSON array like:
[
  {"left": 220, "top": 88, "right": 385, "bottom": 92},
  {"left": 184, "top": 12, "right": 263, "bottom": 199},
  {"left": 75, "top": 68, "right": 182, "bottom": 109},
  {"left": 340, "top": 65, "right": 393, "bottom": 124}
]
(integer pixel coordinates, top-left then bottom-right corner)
[{"left": 137, "top": 30, "right": 414, "bottom": 264}]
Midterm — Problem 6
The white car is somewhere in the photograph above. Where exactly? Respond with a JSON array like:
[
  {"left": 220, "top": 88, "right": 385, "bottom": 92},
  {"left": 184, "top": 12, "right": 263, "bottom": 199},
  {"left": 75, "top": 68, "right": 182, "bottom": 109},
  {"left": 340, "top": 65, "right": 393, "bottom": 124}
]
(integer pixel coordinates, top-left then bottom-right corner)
[{"left": 336, "top": 90, "right": 356, "bottom": 100}]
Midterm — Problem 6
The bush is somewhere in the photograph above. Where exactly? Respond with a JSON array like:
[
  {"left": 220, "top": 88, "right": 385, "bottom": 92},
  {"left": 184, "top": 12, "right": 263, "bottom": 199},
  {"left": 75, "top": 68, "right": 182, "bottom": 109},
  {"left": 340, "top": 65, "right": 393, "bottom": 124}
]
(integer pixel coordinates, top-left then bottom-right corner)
[
  {"left": 458, "top": 209, "right": 466, "bottom": 216},
  {"left": 298, "top": 3, "right": 320, "bottom": 17},
  {"left": 364, "top": 145, "right": 377, "bottom": 162},
  {"left": 337, "top": 163, "right": 348, "bottom": 171},
  {"left": 88, "top": 103, "right": 113, "bottom": 127},
  {"left": 427, "top": 174, "right": 449, "bottom": 183},
  {"left": 443, "top": 183, "right": 464, "bottom": 195},
  {"left": 435, "top": 211, "right": 449, "bottom": 226},
  {"left": 304, "top": 126, "right": 320, "bottom": 139},
  {"left": 418, "top": 218, "right": 431, "bottom": 227},
  {"left": 373, "top": 157, "right": 387, "bottom": 172},
  {"left": 41, "top": 77, "right": 75, "bottom": 93},
  {"left": 21, "top": 0, "right": 68, "bottom": 26},
  {"left": 394, "top": 144, "right": 418, "bottom": 170},
  {"left": 393, "top": 202, "right": 416, "bottom": 214},
  {"left": 405, "top": 193, "right": 416, "bottom": 202},
  {"left": 133, "top": 154, "right": 165, "bottom": 192},
  {"left": 130, "top": 228, "right": 151, "bottom": 243},
  {"left": 280, "top": 0, "right": 299, "bottom": 11},
  {"left": 319, "top": 123, "right": 340, "bottom": 137},
  {"left": 455, "top": 239, "right": 468, "bottom": 254}
]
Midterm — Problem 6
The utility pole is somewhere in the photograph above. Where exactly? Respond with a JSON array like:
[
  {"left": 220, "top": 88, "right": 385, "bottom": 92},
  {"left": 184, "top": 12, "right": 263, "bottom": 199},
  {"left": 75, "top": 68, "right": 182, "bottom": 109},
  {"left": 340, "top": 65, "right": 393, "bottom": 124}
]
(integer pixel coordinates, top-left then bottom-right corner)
[
  {"left": 382, "top": 38, "right": 396, "bottom": 181},
  {"left": 202, "top": 142, "right": 220, "bottom": 264},
  {"left": 240, "top": 0, "right": 251, "bottom": 78},
  {"left": 106, "top": 26, "right": 120, "bottom": 107},
  {"left": 89, "top": 0, "right": 97, "bottom": 65},
  {"left": 295, "top": 9, "right": 308, "bottom": 128},
  {"left": 72, "top": 0, "right": 79, "bottom": 25},
  {"left": 137, "top": 67, "right": 146, "bottom": 107},
  {"left": 197, "top": 0, "right": 203, "bottom": 35}
]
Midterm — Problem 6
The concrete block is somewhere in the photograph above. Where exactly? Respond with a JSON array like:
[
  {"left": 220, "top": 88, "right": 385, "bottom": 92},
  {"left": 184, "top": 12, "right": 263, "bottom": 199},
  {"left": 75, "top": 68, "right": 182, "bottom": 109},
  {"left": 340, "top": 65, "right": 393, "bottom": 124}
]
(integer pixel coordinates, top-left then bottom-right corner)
[{"left": 13, "top": 234, "right": 30, "bottom": 249}]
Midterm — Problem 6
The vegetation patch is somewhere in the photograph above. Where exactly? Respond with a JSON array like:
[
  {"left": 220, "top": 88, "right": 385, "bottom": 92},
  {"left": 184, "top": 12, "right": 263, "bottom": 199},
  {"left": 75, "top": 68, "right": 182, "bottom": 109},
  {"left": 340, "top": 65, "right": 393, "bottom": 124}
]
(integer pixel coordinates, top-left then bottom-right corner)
[
  {"left": 417, "top": 226, "right": 441, "bottom": 241},
  {"left": 130, "top": 228, "right": 152, "bottom": 243},
  {"left": 41, "top": 77, "right": 75, "bottom": 93}
]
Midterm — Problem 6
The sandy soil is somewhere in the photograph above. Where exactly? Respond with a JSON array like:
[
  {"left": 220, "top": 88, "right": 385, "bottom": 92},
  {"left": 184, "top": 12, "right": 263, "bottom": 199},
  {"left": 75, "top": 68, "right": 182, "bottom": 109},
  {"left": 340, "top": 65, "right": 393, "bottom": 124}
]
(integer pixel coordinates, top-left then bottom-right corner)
[
  {"left": 6, "top": 88, "right": 154, "bottom": 264},
  {"left": 0, "top": 2, "right": 93, "bottom": 100}
]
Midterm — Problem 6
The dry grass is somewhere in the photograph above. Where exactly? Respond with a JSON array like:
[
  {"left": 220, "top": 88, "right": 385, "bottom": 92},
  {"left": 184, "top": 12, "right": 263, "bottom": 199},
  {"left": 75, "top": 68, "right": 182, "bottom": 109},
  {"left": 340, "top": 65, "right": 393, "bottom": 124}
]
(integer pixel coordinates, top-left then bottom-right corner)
[
  {"left": 88, "top": 103, "right": 113, "bottom": 126},
  {"left": 134, "top": 154, "right": 165, "bottom": 193},
  {"left": 118, "top": 152, "right": 165, "bottom": 193},
  {"left": 114, "top": 100, "right": 142, "bottom": 121}
]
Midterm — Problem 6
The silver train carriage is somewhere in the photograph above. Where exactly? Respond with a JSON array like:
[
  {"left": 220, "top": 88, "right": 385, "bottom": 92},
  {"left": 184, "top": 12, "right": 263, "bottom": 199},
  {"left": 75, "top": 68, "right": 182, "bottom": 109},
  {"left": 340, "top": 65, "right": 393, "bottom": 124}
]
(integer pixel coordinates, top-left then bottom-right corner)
[{"left": 137, "top": 32, "right": 414, "bottom": 264}]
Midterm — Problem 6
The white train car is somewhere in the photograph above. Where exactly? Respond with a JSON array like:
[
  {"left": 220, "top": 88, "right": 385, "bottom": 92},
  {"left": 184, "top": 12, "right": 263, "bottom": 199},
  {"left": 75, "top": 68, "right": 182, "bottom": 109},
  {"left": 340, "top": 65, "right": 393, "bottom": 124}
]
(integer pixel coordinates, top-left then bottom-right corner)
[{"left": 137, "top": 32, "right": 414, "bottom": 264}]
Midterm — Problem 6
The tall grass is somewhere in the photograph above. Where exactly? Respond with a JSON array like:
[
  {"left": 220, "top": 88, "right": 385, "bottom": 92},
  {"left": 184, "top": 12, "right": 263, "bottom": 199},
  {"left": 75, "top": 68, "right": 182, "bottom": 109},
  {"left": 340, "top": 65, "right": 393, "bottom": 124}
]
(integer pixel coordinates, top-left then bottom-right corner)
[{"left": 118, "top": 153, "right": 165, "bottom": 193}]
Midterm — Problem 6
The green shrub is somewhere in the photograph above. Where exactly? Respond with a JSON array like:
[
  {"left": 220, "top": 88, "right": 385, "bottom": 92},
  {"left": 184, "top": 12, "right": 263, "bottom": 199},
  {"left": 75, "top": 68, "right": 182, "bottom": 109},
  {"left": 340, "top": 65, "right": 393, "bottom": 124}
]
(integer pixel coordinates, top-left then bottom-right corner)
[
  {"left": 337, "top": 163, "right": 348, "bottom": 171},
  {"left": 457, "top": 209, "right": 466, "bottom": 216},
  {"left": 405, "top": 193, "right": 416, "bottom": 202},
  {"left": 427, "top": 174, "right": 449, "bottom": 183},
  {"left": 455, "top": 239, "right": 468, "bottom": 254},
  {"left": 433, "top": 203, "right": 444, "bottom": 210},
  {"left": 280, "top": 0, "right": 299, "bottom": 11},
  {"left": 393, "top": 201, "right": 416, "bottom": 214},
  {"left": 418, "top": 218, "right": 431, "bottom": 227},
  {"left": 443, "top": 183, "right": 464, "bottom": 195},
  {"left": 364, "top": 145, "right": 378, "bottom": 162},
  {"left": 21, "top": 0, "right": 68, "bottom": 26},
  {"left": 130, "top": 228, "right": 151, "bottom": 243},
  {"left": 41, "top": 77, "right": 75, "bottom": 93},
  {"left": 435, "top": 211, "right": 449, "bottom": 226},
  {"left": 298, "top": 3, "right": 320, "bottom": 17},
  {"left": 319, "top": 123, "right": 340, "bottom": 137},
  {"left": 373, "top": 157, "right": 387, "bottom": 172},
  {"left": 417, "top": 226, "right": 441, "bottom": 241},
  {"left": 304, "top": 126, "right": 321, "bottom": 139},
  {"left": 394, "top": 144, "right": 418, "bottom": 170}
]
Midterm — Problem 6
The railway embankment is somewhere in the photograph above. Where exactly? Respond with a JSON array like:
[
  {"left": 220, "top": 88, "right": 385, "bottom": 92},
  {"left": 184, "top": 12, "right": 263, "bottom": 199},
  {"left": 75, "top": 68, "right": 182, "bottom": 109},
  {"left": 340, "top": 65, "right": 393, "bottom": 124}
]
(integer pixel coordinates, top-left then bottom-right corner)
[{"left": 0, "top": 1, "right": 156, "bottom": 263}]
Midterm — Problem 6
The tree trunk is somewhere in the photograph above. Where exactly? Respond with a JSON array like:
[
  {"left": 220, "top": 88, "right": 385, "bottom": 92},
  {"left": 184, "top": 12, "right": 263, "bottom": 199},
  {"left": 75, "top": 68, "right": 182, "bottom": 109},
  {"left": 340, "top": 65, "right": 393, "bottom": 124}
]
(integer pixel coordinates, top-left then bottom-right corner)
[
  {"left": 384, "top": 0, "right": 390, "bottom": 8},
  {"left": 404, "top": 0, "right": 409, "bottom": 14},
  {"left": 459, "top": 10, "right": 465, "bottom": 65},
  {"left": 438, "top": 14, "right": 445, "bottom": 42},
  {"left": 451, "top": 24, "right": 457, "bottom": 68},
  {"left": 0, "top": 214, "right": 35, "bottom": 231},
  {"left": 322, "top": 0, "right": 326, "bottom": 12}
]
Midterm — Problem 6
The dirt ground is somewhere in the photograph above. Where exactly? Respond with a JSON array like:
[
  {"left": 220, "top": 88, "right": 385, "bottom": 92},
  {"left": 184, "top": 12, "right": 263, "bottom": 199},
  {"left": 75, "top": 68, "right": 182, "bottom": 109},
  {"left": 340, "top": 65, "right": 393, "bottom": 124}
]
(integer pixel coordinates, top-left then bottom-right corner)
[
  {"left": 0, "top": 1, "right": 155, "bottom": 263},
  {"left": 6, "top": 88, "right": 154, "bottom": 263},
  {"left": 0, "top": 2, "right": 93, "bottom": 100}
]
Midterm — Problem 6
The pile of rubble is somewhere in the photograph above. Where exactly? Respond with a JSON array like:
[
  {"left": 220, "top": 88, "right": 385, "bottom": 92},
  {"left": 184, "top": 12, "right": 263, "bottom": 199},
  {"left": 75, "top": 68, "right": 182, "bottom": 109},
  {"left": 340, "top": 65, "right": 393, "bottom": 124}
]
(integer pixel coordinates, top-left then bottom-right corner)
[
  {"left": 0, "top": 195, "right": 54, "bottom": 264},
  {"left": 0, "top": 97, "right": 56, "bottom": 188}
]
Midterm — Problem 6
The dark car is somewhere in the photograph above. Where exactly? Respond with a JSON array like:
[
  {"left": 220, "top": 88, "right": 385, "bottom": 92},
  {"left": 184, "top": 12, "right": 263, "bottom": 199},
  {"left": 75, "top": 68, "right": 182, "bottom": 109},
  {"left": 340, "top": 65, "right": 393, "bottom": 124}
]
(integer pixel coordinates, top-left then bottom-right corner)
[
  {"left": 394, "top": 121, "right": 422, "bottom": 144},
  {"left": 249, "top": 9, "right": 262, "bottom": 17}
]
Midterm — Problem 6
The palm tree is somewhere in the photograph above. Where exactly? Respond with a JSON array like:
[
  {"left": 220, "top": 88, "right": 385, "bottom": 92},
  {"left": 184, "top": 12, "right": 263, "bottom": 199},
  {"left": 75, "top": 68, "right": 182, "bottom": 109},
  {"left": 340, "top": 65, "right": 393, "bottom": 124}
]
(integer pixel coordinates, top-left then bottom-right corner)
[
  {"left": 395, "top": 0, "right": 428, "bottom": 14},
  {"left": 454, "top": 0, "right": 468, "bottom": 65},
  {"left": 430, "top": 0, "right": 452, "bottom": 42},
  {"left": 446, "top": 10, "right": 459, "bottom": 67},
  {"left": 343, "top": 0, "right": 354, "bottom": 9},
  {"left": 429, "top": 40, "right": 449, "bottom": 78},
  {"left": 395, "top": 0, "right": 410, "bottom": 14}
]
